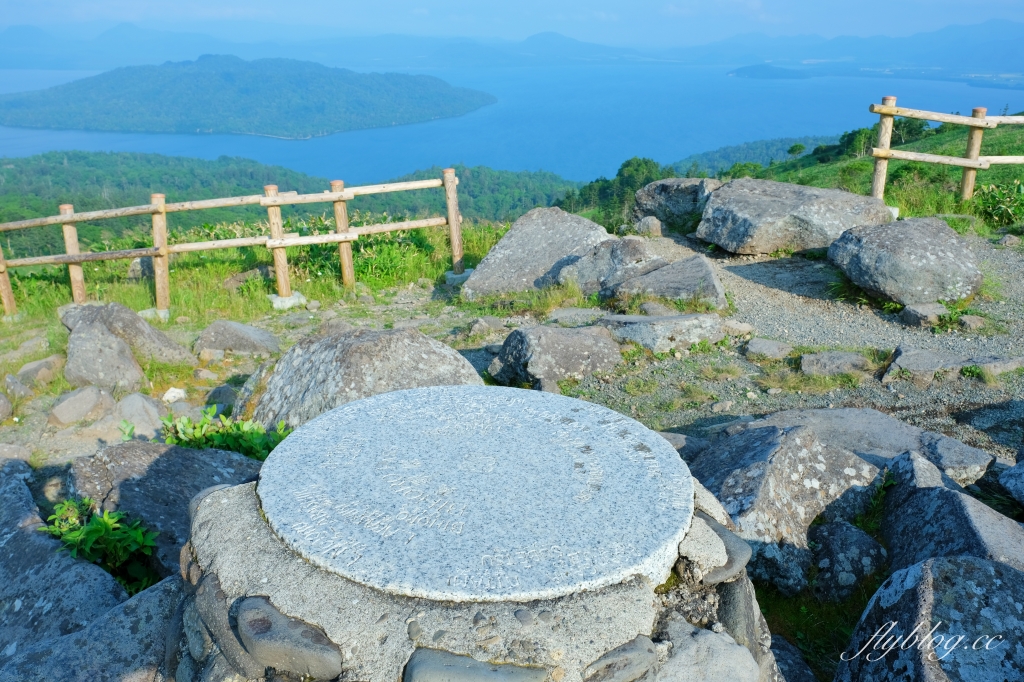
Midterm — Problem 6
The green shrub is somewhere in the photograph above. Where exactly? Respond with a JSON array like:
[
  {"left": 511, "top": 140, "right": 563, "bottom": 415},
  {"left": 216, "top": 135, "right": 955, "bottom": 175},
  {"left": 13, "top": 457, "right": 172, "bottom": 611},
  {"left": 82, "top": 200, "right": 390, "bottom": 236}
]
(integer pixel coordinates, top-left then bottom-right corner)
[
  {"left": 40, "top": 497, "right": 159, "bottom": 595},
  {"left": 975, "top": 180, "right": 1024, "bottom": 227},
  {"left": 161, "top": 406, "right": 291, "bottom": 461}
]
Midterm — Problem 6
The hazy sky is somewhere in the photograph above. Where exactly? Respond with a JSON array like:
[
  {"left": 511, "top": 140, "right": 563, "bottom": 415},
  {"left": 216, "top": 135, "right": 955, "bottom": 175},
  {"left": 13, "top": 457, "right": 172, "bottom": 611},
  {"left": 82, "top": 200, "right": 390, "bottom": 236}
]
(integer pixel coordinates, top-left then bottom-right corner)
[{"left": 3, "top": 0, "right": 1024, "bottom": 46}]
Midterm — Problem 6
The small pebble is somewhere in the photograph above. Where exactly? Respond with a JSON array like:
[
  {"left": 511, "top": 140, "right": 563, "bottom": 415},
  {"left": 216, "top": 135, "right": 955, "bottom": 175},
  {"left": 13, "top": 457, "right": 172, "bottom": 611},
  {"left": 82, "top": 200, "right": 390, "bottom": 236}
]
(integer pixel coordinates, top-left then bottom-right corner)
[
  {"left": 745, "top": 392, "right": 757, "bottom": 399},
  {"left": 767, "top": 388, "right": 783, "bottom": 395}
]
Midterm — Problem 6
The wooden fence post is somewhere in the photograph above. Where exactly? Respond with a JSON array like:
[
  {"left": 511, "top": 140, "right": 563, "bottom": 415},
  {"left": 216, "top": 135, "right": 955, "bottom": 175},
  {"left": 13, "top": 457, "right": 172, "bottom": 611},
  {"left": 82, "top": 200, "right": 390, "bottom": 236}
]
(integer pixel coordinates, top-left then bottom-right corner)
[
  {"left": 330, "top": 180, "right": 356, "bottom": 289},
  {"left": 442, "top": 168, "right": 464, "bottom": 274},
  {"left": 0, "top": 241, "right": 15, "bottom": 317},
  {"left": 151, "top": 194, "right": 171, "bottom": 319},
  {"left": 961, "top": 107, "right": 988, "bottom": 201},
  {"left": 61, "top": 204, "right": 87, "bottom": 304},
  {"left": 264, "top": 185, "right": 292, "bottom": 298},
  {"left": 871, "top": 96, "right": 897, "bottom": 200}
]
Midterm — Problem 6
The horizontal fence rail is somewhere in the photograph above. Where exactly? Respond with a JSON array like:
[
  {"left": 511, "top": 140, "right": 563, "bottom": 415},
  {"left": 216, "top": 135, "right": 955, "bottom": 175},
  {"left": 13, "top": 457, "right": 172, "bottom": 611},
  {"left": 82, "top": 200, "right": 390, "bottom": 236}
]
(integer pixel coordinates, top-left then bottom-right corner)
[
  {"left": 0, "top": 171, "right": 463, "bottom": 319},
  {"left": 869, "top": 96, "right": 1024, "bottom": 202}
]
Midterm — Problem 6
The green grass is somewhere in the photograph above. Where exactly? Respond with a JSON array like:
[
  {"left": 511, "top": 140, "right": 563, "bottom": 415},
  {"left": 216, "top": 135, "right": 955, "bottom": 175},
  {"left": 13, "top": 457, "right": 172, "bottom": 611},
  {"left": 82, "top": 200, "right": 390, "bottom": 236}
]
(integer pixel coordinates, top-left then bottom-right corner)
[
  {"left": 699, "top": 362, "right": 743, "bottom": 381},
  {"left": 623, "top": 377, "right": 659, "bottom": 396},
  {"left": 755, "top": 367, "right": 861, "bottom": 394}
]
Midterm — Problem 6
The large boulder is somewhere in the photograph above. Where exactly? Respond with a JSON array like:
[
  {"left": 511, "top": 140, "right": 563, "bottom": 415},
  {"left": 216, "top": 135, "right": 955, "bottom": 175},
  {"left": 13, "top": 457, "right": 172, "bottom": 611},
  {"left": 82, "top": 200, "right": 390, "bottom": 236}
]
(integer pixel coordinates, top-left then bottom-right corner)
[
  {"left": 15, "top": 355, "right": 65, "bottom": 387},
  {"left": 770, "top": 638, "right": 817, "bottom": 682},
  {"left": 0, "top": 460, "right": 127, "bottom": 658},
  {"left": 48, "top": 386, "right": 116, "bottom": 428},
  {"left": 882, "top": 345, "right": 1024, "bottom": 390},
  {"left": 192, "top": 320, "right": 279, "bottom": 356},
  {"left": 632, "top": 177, "right": 723, "bottom": 226},
  {"left": 689, "top": 425, "right": 879, "bottom": 595},
  {"left": 611, "top": 254, "right": 727, "bottom": 309},
  {"left": 655, "top": 612, "right": 760, "bottom": 682},
  {"left": 67, "top": 442, "right": 261, "bottom": 576},
  {"left": 745, "top": 408, "right": 993, "bottom": 486},
  {"left": 79, "top": 393, "right": 169, "bottom": 441},
  {"left": 250, "top": 328, "right": 483, "bottom": 428},
  {"left": 64, "top": 322, "right": 145, "bottom": 392},
  {"left": 557, "top": 236, "right": 669, "bottom": 297},
  {"left": 461, "top": 207, "right": 614, "bottom": 299},
  {"left": 488, "top": 325, "right": 622, "bottom": 392},
  {"left": 598, "top": 314, "right": 724, "bottom": 353},
  {"left": 0, "top": 576, "right": 184, "bottom": 682},
  {"left": 695, "top": 179, "right": 892, "bottom": 254},
  {"left": 60, "top": 302, "right": 195, "bottom": 366},
  {"left": 834, "top": 557, "right": 1024, "bottom": 682},
  {"left": 999, "top": 462, "right": 1024, "bottom": 506},
  {"left": 808, "top": 521, "right": 887, "bottom": 602},
  {"left": 828, "top": 217, "right": 983, "bottom": 305}
]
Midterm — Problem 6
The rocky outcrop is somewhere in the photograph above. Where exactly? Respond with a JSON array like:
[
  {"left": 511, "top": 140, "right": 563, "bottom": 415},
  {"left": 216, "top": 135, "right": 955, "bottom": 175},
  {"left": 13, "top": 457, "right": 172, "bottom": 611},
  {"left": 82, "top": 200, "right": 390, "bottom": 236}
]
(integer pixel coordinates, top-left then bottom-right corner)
[
  {"left": 67, "top": 442, "right": 261, "bottom": 576},
  {"left": 462, "top": 207, "right": 614, "bottom": 299},
  {"left": 48, "top": 386, "right": 115, "bottom": 428},
  {"left": 488, "top": 325, "right": 621, "bottom": 392},
  {"left": 744, "top": 338, "right": 793, "bottom": 360},
  {"left": 882, "top": 344, "right": 1024, "bottom": 390},
  {"left": 632, "top": 177, "right": 722, "bottom": 227},
  {"left": 828, "top": 217, "right": 983, "bottom": 305},
  {"left": 79, "top": 392, "right": 168, "bottom": 441},
  {"left": 250, "top": 328, "right": 483, "bottom": 428},
  {"left": 598, "top": 314, "right": 724, "bottom": 353},
  {"left": 834, "top": 557, "right": 1024, "bottom": 682},
  {"left": 655, "top": 612, "right": 760, "bottom": 682},
  {"left": 15, "top": 355, "right": 64, "bottom": 387},
  {"left": 696, "top": 178, "right": 892, "bottom": 254},
  {"left": 192, "top": 319, "right": 279, "bottom": 356},
  {"left": 611, "top": 254, "right": 727, "bottom": 309},
  {"left": 64, "top": 322, "right": 145, "bottom": 392},
  {"left": 60, "top": 302, "right": 195, "bottom": 365},
  {"left": 557, "top": 236, "right": 668, "bottom": 297},
  {"left": 999, "top": 461, "right": 1024, "bottom": 506},
  {"left": 808, "top": 521, "right": 887, "bottom": 602},
  {"left": 800, "top": 351, "right": 872, "bottom": 376}
]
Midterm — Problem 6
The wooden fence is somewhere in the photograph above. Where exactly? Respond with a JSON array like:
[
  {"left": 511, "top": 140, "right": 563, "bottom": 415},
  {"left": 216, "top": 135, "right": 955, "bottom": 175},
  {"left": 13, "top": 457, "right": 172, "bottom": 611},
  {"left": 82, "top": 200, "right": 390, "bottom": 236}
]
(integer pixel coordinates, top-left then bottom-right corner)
[
  {"left": 870, "top": 97, "right": 1024, "bottom": 201},
  {"left": 0, "top": 168, "right": 465, "bottom": 318}
]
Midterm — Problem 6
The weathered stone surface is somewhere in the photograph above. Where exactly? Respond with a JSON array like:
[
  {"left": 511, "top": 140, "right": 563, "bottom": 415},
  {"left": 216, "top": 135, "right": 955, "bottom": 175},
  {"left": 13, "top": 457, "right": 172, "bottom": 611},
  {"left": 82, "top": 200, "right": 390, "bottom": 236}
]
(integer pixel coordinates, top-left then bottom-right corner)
[
  {"left": 640, "top": 302, "right": 677, "bottom": 316},
  {"left": 0, "top": 460, "right": 127, "bottom": 657},
  {"left": 462, "top": 208, "right": 614, "bottom": 299},
  {"left": 634, "top": 216, "right": 663, "bottom": 237},
  {"left": 251, "top": 328, "right": 482, "bottom": 429},
  {"left": 405, "top": 648, "right": 547, "bottom": 682},
  {"left": 884, "top": 450, "right": 964, "bottom": 513},
  {"left": 489, "top": 325, "right": 621, "bottom": 389},
  {"left": 721, "top": 321, "right": 753, "bottom": 337},
  {"left": 883, "top": 344, "right": 1024, "bottom": 390},
  {"left": 0, "top": 576, "right": 183, "bottom": 682},
  {"left": 0, "top": 444, "right": 28, "bottom": 461},
  {"left": 0, "top": 392, "right": 10, "bottom": 422},
  {"left": 126, "top": 255, "right": 155, "bottom": 280},
  {"left": 190, "top": 483, "right": 663, "bottom": 682},
  {"left": 205, "top": 384, "right": 238, "bottom": 406},
  {"left": 884, "top": 484, "right": 1024, "bottom": 574},
  {"left": 834, "top": 557, "right": 1024, "bottom": 682},
  {"left": 15, "top": 354, "right": 64, "bottom": 386},
  {"left": 696, "top": 179, "right": 892, "bottom": 255},
  {"left": 48, "top": 385, "right": 115, "bottom": 427},
  {"left": 809, "top": 521, "right": 886, "bottom": 602},
  {"left": 999, "top": 462, "right": 1024, "bottom": 506},
  {"left": 900, "top": 302, "right": 949, "bottom": 327},
  {"left": 60, "top": 302, "right": 195, "bottom": 365},
  {"left": 678, "top": 515, "right": 728, "bottom": 575},
  {"left": 828, "top": 217, "right": 983, "bottom": 305},
  {"left": 654, "top": 613, "right": 760, "bottom": 682},
  {"left": 800, "top": 351, "right": 871, "bottom": 376},
  {"left": 546, "top": 307, "right": 607, "bottom": 327},
  {"left": 258, "top": 386, "right": 693, "bottom": 602},
  {"left": 696, "top": 513, "right": 752, "bottom": 586},
  {"left": 715, "top": 575, "right": 780, "bottom": 682},
  {"left": 959, "top": 314, "right": 986, "bottom": 330},
  {"left": 611, "top": 255, "right": 727, "bottom": 309},
  {"left": 223, "top": 264, "right": 273, "bottom": 291},
  {"left": 999, "top": 233, "right": 1022, "bottom": 247},
  {"left": 82, "top": 392, "right": 169, "bottom": 441},
  {"left": 192, "top": 320, "right": 279, "bottom": 356},
  {"left": 745, "top": 408, "right": 994, "bottom": 486},
  {"left": 690, "top": 425, "right": 878, "bottom": 595},
  {"left": 598, "top": 314, "right": 724, "bottom": 354},
  {"left": 4, "top": 374, "right": 30, "bottom": 400},
  {"left": 632, "top": 178, "right": 722, "bottom": 226},
  {"left": 236, "top": 596, "right": 343, "bottom": 680},
  {"left": 582, "top": 635, "right": 657, "bottom": 682},
  {"left": 68, "top": 441, "right": 260, "bottom": 576},
  {"left": 690, "top": 479, "right": 732, "bottom": 529},
  {"left": 769, "top": 638, "right": 816, "bottom": 682},
  {"left": 744, "top": 338, "right": 793, "bottom": 360},
  {"left": 657, "top": 431, "right": 710, "bottom": 464},
  {"left": 0, "top": 336, "right": 47, "bottom": 366},
  {"left": 557, "top": 237, "right": 669, "bottom": 297},
  {"left": 64, "top": 322, "right": 145, "bottom": 392}
]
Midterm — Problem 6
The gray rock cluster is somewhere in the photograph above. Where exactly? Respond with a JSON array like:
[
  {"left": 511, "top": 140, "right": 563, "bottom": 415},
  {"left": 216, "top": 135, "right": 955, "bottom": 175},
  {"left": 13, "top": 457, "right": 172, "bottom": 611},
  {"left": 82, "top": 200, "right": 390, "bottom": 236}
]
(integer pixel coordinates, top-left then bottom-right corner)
[
  {"left": 632, "top": 177, "right": 722, "bottom": 228},
  {"left": 883, "top": 344, "right": 1024, "bottom": 389},
  {"left": 488, "top": 325, "right": 621, "bottom": 392}
]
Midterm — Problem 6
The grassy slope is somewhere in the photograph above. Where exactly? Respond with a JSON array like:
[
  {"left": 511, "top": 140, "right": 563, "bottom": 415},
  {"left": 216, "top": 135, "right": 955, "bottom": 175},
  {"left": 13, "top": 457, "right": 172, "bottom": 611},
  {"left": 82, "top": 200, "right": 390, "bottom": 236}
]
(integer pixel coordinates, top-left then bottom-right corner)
[{"left": 0, "top": 55, "right": 496, "bottom": 139}]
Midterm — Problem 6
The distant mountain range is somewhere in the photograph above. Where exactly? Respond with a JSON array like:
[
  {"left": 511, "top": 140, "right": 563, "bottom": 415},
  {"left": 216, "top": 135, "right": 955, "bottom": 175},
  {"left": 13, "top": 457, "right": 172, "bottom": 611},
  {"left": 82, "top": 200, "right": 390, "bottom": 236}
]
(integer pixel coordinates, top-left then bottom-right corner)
[
  {"left": 0, "top": 21, "right": 1022, "bottom": 89},
  {"left": 0, "top": 55, "right": 496, "bottom": 139}
]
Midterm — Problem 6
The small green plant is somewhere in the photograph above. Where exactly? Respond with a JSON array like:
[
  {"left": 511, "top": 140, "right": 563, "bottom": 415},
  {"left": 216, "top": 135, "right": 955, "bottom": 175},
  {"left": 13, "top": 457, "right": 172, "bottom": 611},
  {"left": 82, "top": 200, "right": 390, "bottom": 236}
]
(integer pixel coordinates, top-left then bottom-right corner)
[
  {"left": 161, "top": 406, "right": 292, "bottom": 461},
  {"left": 620, "top": 343, "right": 646, "bottom": 364},
  {"left": 961, "top": 364, "right": 984, "bottom": 379},
  {"left": 623, "top": 378, "right": 659, "bottom": 396},
  {"left": 677, "top": 382, "right": 714, "bottom": 404},
  {"left": 118, "top": 419, "right": 136, "bottom": 441},
  {"left": 39, "top": 497, "right": 159, "bottom": 595},
  {"left": 700, "top": 363, "right": 743, "bottom": 381},
  {"left": 974, "top": 180, "right": 1024, "bottom": 227},
  {"left": 690, "top": 339, "right": 715, "bottom": 355},
  {"left": 852, "top": 470, "right": 896, "bottom": 538}
]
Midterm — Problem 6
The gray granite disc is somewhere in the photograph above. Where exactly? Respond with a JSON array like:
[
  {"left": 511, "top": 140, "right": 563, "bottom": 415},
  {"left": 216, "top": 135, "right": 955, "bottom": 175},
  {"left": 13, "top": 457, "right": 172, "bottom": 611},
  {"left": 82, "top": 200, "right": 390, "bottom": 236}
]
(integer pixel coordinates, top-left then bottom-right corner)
[{"left": 257, "top": 385, "right": 693, "bottom": 602}]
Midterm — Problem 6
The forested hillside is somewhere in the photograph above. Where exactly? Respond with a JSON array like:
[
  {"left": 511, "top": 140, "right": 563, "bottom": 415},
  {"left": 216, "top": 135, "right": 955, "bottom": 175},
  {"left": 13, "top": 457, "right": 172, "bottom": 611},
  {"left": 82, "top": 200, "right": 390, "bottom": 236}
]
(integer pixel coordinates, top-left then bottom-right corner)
[
  {"left": 0, "top": 55, "right": 496, "bottom": 139},
  {"left": 0, "top": 152, "right": 577, "bottom": 257}
]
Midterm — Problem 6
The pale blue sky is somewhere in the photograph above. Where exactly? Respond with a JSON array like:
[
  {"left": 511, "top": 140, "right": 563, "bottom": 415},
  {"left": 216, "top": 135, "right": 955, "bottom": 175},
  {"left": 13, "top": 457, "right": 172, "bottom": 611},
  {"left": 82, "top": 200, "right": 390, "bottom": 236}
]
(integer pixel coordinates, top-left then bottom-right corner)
[{"left": 4, "top": 0, "right": 1024, "bottom": 46}]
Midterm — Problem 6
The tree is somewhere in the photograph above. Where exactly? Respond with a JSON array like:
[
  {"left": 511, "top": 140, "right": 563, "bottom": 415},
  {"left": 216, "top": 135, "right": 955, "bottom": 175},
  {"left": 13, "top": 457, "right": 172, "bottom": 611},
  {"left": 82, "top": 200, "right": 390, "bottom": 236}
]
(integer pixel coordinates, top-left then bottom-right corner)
[{"left": 787, "top": 143, "right": 806, "bottom": 157}]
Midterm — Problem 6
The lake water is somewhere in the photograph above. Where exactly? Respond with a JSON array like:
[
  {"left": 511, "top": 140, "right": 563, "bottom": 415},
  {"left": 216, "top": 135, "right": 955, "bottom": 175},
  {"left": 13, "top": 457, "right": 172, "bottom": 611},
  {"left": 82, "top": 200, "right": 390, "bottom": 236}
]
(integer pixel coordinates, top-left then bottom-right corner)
[{"left": 2, "top": 65, "right": 1023, "bottom": 184}]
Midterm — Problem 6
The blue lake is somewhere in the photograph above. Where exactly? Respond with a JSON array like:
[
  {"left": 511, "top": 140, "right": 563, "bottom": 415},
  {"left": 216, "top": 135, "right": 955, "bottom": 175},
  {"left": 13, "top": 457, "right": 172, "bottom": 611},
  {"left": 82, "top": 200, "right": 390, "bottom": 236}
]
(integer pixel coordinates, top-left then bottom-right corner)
[{"left": 2, "top": 65, "right": 1023, "bottom": 184}]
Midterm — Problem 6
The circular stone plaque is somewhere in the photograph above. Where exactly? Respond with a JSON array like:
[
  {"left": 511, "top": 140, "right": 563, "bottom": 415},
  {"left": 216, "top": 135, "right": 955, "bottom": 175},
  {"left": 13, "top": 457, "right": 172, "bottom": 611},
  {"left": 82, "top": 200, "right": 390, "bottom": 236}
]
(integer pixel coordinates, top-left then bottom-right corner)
[{"left": 257, "top": 386, "right": 694, "bottom": 602}]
